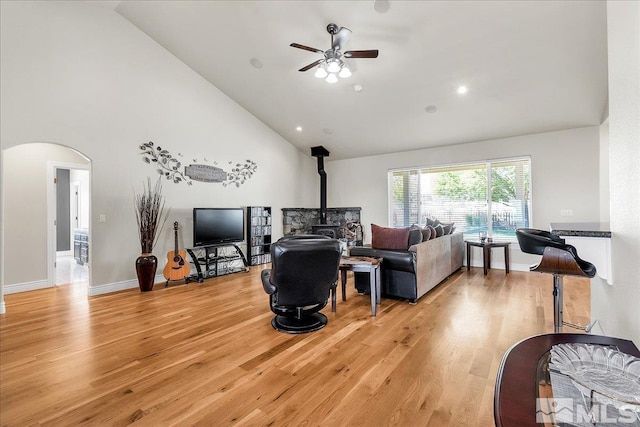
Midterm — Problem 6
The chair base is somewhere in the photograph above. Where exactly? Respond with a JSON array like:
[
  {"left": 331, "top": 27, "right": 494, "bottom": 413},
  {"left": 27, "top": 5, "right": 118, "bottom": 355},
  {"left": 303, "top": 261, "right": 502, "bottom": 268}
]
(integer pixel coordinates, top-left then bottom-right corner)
[
  {"left": 551, "top": 274, "right": 590, "bottom": 333},
  {"left": 271, "top": 313, "right": 328, "bottom": 334},
  {"left": 553, "top": 274, "right": 563, "bottom": 333}
]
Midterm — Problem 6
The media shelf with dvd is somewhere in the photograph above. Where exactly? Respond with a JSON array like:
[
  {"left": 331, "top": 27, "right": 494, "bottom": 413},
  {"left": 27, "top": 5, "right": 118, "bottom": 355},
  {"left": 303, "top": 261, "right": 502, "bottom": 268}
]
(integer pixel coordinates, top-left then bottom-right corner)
[{"left": 247, "top": 206, "right": 272, "bottom": 266}]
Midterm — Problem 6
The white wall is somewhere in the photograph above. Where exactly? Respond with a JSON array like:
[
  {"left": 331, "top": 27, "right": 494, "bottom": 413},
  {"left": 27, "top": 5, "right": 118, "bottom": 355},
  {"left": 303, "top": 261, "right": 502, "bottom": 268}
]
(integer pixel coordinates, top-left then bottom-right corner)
[
  {"left": 591, "top": 1, "right": 640, "bottom": 345},
  {"left": 598, "top": 120, "right": 610, "bottom": 222},
  {"left": 326, "top": 126, "right": 601, "bottom": 269},
  {"left": 0, "top": 1, "right": 317, "bottom": 297}
]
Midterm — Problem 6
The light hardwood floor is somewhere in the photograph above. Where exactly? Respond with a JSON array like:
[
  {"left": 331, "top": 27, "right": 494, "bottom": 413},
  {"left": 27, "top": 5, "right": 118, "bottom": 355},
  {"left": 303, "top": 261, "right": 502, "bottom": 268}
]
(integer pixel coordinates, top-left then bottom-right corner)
[{"left": 0, "top": 266, "right": 590, "bottom": 426}]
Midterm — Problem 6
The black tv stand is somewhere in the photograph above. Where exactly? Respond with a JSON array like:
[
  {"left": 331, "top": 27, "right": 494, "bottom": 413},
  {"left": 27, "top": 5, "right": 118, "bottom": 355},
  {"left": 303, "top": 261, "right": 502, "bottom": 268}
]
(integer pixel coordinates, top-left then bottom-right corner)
[{"left": 185, "top": 243, "right": 249, "bottom": 283}]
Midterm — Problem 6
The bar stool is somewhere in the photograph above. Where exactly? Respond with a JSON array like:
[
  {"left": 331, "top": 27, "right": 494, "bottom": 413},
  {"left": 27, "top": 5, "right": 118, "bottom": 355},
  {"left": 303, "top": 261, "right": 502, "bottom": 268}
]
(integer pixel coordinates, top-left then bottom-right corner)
[{"left": 515, "top": 228, "right": 596, "bottom": 333}]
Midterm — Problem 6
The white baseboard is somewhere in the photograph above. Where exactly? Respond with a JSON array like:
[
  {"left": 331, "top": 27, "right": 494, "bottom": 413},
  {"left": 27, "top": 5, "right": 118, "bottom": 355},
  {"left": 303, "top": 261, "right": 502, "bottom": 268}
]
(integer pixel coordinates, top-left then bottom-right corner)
[
  {"left": 0, "top": 299, "right": 6, "bottom": 314},
  {"left": 4, "top": 274, "right": 169, "bottom": 297},
  {"left": 464, "top": 261, "right": 530, "bottom": 272},
  {"left": 87, "top": 279, "right": 137, "bottom": 296},
  {"left": 87, "top": 274, "right": 166, "bottom": 296},
  {"left": 3, "top": 279, "right": 50, "bottom": 294}
]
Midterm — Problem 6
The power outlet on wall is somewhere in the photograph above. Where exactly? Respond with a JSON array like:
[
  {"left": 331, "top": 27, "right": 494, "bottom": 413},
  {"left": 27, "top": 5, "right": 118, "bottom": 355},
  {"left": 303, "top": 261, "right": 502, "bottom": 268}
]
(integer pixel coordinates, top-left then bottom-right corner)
[{"left": 560, "top": 209, "right": 573, "bottom": 217}]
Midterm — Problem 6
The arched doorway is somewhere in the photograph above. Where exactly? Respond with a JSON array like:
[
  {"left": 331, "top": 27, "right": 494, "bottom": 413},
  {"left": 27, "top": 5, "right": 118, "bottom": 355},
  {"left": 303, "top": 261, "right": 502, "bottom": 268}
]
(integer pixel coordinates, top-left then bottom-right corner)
[{"left": 2, "top": 142, "right": 91, "bottom": 296}]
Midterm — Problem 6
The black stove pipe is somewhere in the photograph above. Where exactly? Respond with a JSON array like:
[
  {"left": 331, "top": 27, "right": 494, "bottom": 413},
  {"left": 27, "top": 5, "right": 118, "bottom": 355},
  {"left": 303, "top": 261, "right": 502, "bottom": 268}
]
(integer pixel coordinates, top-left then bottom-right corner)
[{"left": 311, "top": 146, "right": 330, "bottom": 224}]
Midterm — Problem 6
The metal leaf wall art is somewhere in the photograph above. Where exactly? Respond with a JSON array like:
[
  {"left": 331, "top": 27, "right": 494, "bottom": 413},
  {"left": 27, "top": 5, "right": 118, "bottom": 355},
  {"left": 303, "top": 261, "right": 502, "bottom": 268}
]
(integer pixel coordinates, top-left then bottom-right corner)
[
  {"left": 225, "top": 160, "right": 258, "bottom": 187},
  {"left": 139, "top": 141, "right": 258, "bottom": 187}
]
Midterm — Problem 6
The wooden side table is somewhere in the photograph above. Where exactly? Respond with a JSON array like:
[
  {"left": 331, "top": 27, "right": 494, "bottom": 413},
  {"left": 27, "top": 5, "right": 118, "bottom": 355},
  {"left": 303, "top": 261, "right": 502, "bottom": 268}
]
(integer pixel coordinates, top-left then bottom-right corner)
[
  {"left": 338, "top": 256, "right": 382, "bottom": 316},
  {"left": 466, "top": 240, "right": 510, "bottom": 275}
]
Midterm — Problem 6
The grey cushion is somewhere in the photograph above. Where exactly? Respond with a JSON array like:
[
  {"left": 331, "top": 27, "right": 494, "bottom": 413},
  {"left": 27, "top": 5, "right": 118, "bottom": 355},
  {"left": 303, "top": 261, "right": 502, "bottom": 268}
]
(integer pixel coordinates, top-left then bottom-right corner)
[
  {"left": 442, "top": 222, "right": 455, "bottom": 235},
  {"left": 408, "top": 226, "right": 423, "bottom": 246}
]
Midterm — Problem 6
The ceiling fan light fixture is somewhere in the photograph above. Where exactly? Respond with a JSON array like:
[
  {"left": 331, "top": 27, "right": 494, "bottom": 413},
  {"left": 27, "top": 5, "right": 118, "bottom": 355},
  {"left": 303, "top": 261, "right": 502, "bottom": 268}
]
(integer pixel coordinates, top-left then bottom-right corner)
[
  {"left": 326, "top": 59, "right": 341, "bottom": 73},
  {"left": 291, "top": 23, "right": 378, "bottom": 84},
  {"left": 314, "top": 67, "right": 328, "bottom": 78},
  {"left": 338, "top": 66, "right": 351, "bottom": 78},
  {"left": 325, "top": 73, "right": 338, "bottom": 84}
]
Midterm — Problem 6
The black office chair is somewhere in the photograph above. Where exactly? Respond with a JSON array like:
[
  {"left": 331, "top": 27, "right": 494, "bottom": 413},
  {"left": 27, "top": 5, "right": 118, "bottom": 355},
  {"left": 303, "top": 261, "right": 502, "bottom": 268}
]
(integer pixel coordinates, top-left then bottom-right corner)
[
  {"left": 261, "top": 236, "right": 341, "bottom": 334},
  {"left": 516, "top": 228, "right": 596, "bottom": 332}
]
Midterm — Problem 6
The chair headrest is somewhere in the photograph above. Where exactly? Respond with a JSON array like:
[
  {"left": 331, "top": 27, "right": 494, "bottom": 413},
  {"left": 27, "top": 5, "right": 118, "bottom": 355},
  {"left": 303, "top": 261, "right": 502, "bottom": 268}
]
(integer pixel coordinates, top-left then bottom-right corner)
[
  {"left": 272, "top": 237, "right": 340, "bottom": 256},
  {"left": 516, "top": 228, "right": 566, "bottom": 255},
  {"left": 277, "top": 234, "right": 331, "bottom": 242}
]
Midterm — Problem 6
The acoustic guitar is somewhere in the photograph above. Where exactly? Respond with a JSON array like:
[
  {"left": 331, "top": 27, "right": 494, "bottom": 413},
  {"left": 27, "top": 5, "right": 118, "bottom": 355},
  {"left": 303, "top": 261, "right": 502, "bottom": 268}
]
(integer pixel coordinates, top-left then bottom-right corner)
[{"left": 163, "top": 221, "right": 190, "bottom": 282}]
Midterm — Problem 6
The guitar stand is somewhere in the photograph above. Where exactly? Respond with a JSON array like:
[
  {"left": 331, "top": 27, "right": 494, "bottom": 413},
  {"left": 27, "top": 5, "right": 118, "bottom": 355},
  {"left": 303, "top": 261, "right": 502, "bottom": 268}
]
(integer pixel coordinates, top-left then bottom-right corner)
[{"left": 164, "top": 277, "right": 187, "bottom": 287}]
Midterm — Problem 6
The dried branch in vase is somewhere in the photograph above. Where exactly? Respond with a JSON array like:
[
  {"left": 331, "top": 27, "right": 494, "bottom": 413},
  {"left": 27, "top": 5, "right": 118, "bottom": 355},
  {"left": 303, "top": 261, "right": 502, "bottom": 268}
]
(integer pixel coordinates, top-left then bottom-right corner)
[{"left": 134, "top": 177, "right": 168, "bottom": 254}]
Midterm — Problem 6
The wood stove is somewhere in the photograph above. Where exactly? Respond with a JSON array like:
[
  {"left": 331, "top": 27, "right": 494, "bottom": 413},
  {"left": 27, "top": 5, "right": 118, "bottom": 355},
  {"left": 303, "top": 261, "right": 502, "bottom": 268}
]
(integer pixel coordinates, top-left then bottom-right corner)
[
  {"left": 281, "top": 146, "right": 363, "bottom": 245},
  {"left": 311, "top": 224, "right": 342, "bottom": 239}
]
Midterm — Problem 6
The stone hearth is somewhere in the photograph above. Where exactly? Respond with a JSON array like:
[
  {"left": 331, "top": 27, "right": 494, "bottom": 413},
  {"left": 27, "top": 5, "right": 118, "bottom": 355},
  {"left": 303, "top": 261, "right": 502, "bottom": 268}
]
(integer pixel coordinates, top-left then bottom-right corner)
[{"left": 282, "top": 207, "right": 362, "bottom": 244}]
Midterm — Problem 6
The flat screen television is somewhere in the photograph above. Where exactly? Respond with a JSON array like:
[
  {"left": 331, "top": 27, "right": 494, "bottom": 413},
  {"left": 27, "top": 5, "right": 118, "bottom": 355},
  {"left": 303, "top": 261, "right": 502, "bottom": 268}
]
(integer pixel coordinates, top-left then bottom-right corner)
[{"left": 193, "top": 208, "right": 244, "bottom": 247}]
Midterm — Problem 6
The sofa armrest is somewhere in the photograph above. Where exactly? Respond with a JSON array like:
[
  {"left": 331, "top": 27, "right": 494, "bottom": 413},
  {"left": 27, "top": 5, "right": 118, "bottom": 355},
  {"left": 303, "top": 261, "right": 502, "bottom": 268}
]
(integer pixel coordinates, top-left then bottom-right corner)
[
  {"left": 414, "top": 233, "right": 464, "bottom": 298},
  {"left": 349, "top": 247, "right": 415, "bottom": 273}
]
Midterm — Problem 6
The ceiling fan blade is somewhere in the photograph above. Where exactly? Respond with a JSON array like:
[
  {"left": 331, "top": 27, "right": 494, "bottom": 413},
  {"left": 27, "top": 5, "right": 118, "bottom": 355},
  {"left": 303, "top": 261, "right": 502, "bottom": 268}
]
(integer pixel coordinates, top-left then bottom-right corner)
[
  {"left": 343, "top": 50, "right": 379, "bottom": 59},
  {"left": 298, "top": 59, "right": 324, "bottom": 72},
  {"left": 290, "top": 43, "right": 324, "bottom": 54},
  {"left": 332, "top": 27, "right": 352, "bottom": 50}
]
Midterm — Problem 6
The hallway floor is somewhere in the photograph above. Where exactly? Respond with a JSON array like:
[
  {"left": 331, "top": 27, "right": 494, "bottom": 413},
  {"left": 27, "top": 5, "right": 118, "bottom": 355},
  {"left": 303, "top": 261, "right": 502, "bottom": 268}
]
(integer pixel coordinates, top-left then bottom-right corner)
[{"left": 56, "top": 255, "right": 88, "bottom": 286}]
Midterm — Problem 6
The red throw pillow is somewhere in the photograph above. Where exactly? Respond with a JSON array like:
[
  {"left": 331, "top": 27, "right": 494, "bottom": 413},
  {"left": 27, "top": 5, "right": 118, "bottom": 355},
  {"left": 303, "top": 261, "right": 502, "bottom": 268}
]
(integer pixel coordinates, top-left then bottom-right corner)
[
  {"left": 371, "top": 224, "right": 411, "bottom": 250},
  {"left": 427, "top": 225, "right": 437, "bottom": 240}
]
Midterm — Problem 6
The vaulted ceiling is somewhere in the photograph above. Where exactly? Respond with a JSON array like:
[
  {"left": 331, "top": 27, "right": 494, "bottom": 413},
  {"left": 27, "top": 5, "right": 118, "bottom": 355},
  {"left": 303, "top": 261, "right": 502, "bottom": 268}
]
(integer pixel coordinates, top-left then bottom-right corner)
[{"left": 110, "top": 1, "right": 608, "bottom": 160}]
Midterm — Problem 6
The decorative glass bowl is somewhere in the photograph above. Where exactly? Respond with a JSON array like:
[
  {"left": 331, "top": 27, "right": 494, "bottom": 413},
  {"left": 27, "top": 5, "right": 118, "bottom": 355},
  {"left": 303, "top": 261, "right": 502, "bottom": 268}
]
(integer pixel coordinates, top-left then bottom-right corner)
[{"left": 550, "top": 343, "right": 640, "bottom": 410}]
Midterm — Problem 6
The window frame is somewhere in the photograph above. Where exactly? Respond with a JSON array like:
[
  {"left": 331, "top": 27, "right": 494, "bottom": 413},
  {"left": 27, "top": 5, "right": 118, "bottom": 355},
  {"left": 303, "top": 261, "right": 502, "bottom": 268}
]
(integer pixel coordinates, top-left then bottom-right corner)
[{"left": 387, "top": 156, "right": 533, "bottom": 241}]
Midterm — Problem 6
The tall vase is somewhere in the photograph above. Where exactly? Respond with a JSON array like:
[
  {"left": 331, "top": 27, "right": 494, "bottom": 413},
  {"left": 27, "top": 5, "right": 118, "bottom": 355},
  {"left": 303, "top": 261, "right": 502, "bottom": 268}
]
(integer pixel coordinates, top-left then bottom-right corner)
[{"left": 136, "top": 253, "right": 157, "bottom": 292}]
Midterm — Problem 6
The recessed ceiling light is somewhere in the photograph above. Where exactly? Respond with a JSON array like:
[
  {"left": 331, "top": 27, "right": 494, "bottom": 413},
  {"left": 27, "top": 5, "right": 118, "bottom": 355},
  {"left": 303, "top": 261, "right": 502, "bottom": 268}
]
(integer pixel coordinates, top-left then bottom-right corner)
[
  {"left": 374, "top": 0, "right": 390, "bottom": 13},
  {"left": 425, "top": 105, "right": 438, "bottom": 113},
  {"left": 457, "top": 85, "right": 468, "bottom": 94},
  {"left": 353, "top": 84, "right": 363, "bottom": 92},
  {"left": 250, "top": 58, "right": 263, "bottom": 69},
  {"left": 296, "top": 126, "right": 302, "bottom": 132}
]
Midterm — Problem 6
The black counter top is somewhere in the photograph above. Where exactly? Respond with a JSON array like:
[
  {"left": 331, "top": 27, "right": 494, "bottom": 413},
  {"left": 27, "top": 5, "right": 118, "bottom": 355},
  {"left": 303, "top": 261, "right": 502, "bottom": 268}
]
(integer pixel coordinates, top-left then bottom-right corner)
[
  {"left": 550, "top": 222, "right": 611, "bottom": 238},
  {"left": 282, "top": 207, "right": 361, "bottom": 211}
]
